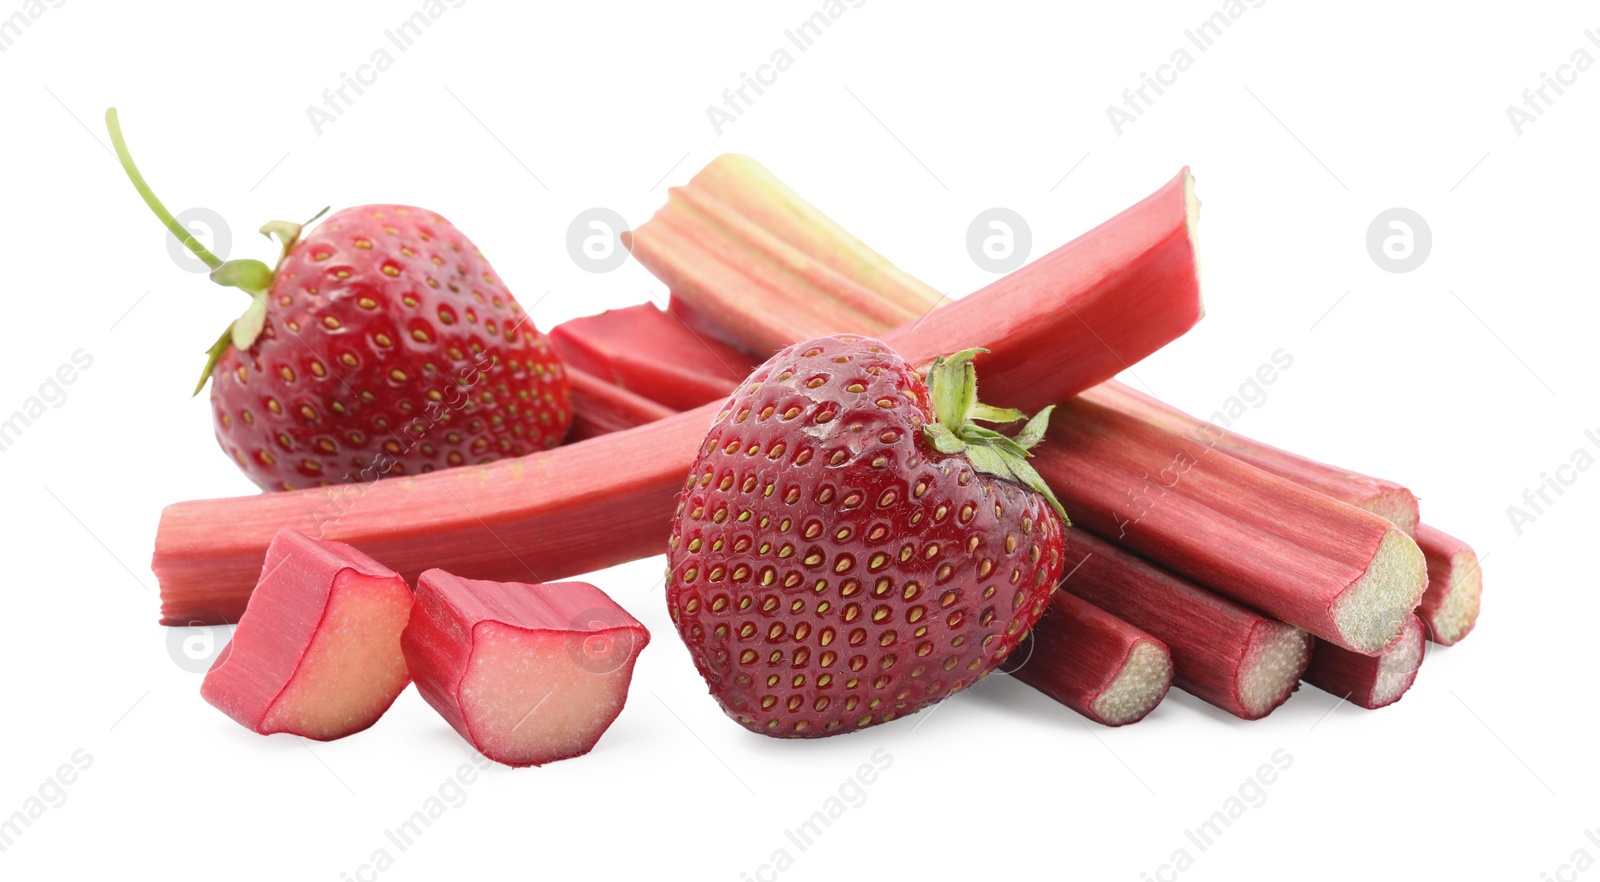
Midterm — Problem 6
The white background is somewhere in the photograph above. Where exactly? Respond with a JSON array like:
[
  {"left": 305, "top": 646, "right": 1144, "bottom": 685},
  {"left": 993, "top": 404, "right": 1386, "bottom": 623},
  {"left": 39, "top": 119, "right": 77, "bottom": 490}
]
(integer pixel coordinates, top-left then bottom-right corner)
[{"left": 1, "top": 1, "right": 1593, "bottom": 879}]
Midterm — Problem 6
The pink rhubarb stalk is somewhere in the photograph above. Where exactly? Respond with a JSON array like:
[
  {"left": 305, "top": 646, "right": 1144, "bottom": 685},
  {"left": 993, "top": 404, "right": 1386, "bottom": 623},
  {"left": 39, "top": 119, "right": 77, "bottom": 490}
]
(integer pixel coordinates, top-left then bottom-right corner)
[
  {"left": 1004, "top": 592, "right": 1173, "bottom": 726},
  {"left": 1084, "top": 380, "right": 1421, "bottom": 536},
  {"left": 550, "top": 304, "right": 760, "bottom": 411},
  {"left": 564, "top": 365, "right": 676, "bottom": 441},
  {"left": 1413, "top": 525, "right": 1484, "bottom": 645},
  {"left": 1033, "top": 398, "right": 1425, "bottom": 655},
  {"left": 1054, "top": 528, "right": 1311, "bottom": 720},
  {"left": 1304, "top": 614, "right": 1426, "bottom": 710}
]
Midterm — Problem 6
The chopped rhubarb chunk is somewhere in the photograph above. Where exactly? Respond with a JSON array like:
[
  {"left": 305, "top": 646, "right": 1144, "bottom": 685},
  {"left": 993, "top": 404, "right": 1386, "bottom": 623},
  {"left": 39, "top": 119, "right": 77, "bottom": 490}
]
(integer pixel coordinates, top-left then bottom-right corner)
[
  {"left": 201, "top": 529, "right": 413, "bottom": 740},
  {"left": 402, "top": 570, "right": 649, "bottom": 767}
]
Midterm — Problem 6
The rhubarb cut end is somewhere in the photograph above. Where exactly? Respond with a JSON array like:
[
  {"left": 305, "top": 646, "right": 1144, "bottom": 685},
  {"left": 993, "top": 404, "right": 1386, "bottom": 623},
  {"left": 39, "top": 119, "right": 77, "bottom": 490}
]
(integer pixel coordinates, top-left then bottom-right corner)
[
  {"left": 1332, "top": 527, "right": 1429, "bottom": 654},
  {"left": 1237, "top": 621, "right": 1313, "bottom": 720},
  {"left": 1428, "top": 548, "right": 1484, "bottom": 646},
  {"left": 460, "top": 620, "right": 645, "bottom": 768},
  {"left": 1365, "top": 486, "right": 1422, "bottom": 537},
  {"left": 1367, "top": 616, "right": 1426, "bottom": 708},
  {"left": 1181, "top": 168, "right": 1203, "bottom": 314},
  {"left": 1091, "top": 640, "right": 1173, "bottom": 726},
  {"left": 258, "top": 571, "right": 414, "bottom": 740}
]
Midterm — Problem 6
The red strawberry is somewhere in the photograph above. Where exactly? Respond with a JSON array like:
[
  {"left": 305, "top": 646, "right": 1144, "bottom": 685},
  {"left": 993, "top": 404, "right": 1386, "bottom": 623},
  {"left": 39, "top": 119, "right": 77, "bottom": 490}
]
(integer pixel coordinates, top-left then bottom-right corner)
[
  {"left": 108, "top": 111, "right": 571, "bottom": 491},
  {"left": 210, "top": 206, "right": 570, "bottom": 490},
  {"left": 664, "top": 335, "right": 1068, "bottom": 737}
]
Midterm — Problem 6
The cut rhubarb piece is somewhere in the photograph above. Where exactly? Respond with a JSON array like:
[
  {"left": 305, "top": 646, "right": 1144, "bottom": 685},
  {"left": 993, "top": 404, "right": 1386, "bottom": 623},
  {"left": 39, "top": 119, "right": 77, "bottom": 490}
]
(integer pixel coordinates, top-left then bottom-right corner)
[
  {"left": 1004, "top": 592, "right": 1173, "bottom": 727},
  {"left": 565, "top": 364, "right": 676, "bottom": 441},
  {"left": 154, "top": 168, "right": 1202, "bottom": 625},
  {"left": 549, "top": 304, "right": 761, "bottom": 411},
  {"left": 1304, "top": 614, "right": 1426, "bottom": 709},
  {"left": 1054, "top": 529, "right": 1311, "bottom": 720},
  {"left": 1085, "top": 381, "right": 1421, "bottom": 536},
  {"left": 1033, "top": 398, "right": 1426, "bottom": 655},
  {"left": 200, "top": 529, "right": 413, "bottom": 740},
  {"left": 1414, "top": 525, "right": 1484, "bottom": 645},
  {"left": 402, "top": 569, "right": 649, "bottom": 767}
]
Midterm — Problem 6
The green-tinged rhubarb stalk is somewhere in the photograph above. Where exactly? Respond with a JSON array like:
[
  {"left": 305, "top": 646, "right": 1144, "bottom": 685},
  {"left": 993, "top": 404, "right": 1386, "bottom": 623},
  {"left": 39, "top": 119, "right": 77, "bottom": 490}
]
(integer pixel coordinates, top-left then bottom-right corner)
[{"left": 686, "top": 154, "right": 949, "bottom": 316}]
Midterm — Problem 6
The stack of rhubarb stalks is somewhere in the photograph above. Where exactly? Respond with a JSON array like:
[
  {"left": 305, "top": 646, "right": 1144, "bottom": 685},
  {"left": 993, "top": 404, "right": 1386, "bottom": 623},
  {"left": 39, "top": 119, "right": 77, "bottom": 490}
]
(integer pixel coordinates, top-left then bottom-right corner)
[
  {"left": 153, "top": 157, "right": 1481, "bottom": 728},
  {"left": 571, "top": 156, "right": 1482, "bottom": 723}
]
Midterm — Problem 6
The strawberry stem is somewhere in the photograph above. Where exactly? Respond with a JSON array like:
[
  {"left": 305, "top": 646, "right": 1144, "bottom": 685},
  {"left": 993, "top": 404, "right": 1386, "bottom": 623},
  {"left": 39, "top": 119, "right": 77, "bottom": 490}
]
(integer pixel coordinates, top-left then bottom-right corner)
[
  {"left": 105, "top": 108, "right": 224, "bottom": 271},
  {"left": 105, "top": 109, "right": 320, "bottom": 395},
  {"left": 923, "top": 348, "right": 1069, "bottom": 523}
]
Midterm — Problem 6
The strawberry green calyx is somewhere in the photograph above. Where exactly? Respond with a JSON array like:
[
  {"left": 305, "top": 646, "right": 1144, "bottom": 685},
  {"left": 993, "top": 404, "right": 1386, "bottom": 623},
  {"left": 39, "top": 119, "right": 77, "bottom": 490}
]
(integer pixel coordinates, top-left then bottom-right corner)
[
  {"left": 104, "top": 107, "right": 326, "bottom": 395},
  {"left": 923, "top": 348, "right": 1070, "bottom": 523}
]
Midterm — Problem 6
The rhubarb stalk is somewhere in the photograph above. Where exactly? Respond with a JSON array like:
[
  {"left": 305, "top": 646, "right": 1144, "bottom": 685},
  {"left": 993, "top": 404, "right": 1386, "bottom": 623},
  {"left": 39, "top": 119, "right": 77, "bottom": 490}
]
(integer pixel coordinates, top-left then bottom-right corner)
[
  {"left": 565, "top": 365, "right": 676, "bottom": 441},
  {"left": 1054, "top": 529, "right": 1311, "bottom": 720},
  {"left": 1303, "top": 614, "right": 1426, "bottom": 710},
  {"left": 1003, "top": 592, "right": 1173, "bottom": 727},
  {"left": 549, "top": 304, "right": 760, "bottom": 411},
  {"left": 1413, "top": 525, "right": 1483, "bottom": 645},
  {"left": 683, "top": 154, "right": 949, "bottom": 317},
  {"left": 1032, "top": 398, "right": 1425, "bottom": 654},
  {"left": 153, "top": 169, "right": 1203, "bottom": 624},
  {"left": 628, "top": 164, "right": 1205, "bottom": 393},
  {"left": 1084, "top": 381, "right": 1421, "bottom": 536}
]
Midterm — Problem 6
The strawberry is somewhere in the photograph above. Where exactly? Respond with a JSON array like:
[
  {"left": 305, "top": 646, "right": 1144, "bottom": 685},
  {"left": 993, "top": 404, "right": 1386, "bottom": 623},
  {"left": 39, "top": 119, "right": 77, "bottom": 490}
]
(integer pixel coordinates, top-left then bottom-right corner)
[
  {"left": 107, "top": 110, "right": 571, "bottom": 490},
  {"left": 664, "top": 334, "right": 1068, "bottom": 737},
  {"left": 208, "top": 205, "right": 571, "bottom": 490}
]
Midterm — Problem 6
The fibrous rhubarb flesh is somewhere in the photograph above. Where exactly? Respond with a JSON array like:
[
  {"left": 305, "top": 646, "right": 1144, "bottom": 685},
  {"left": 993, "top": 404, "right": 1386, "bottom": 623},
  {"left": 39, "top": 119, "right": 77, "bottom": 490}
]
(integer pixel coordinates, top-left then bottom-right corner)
[
  {"left": 1004, "top": 592, "right": 1173, "bottom": 727},
  {"left": 402, "top": 569, "right": 649, "bottom": 767},
  {"left": 1414, "top": 525, "right": 1483, "bottom": 645},
  {"left": 200, "top": 529, "right": 413, "bottom": 740},
  {"left": 1304, "top": 614, "right": 1426, "bottom": 709},
  {"left": 154, "top": 164, "right": 1202, "bottom": 625},
  {"left": 1054, "top": 528, "right": 1310, "bottom": 720}
]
